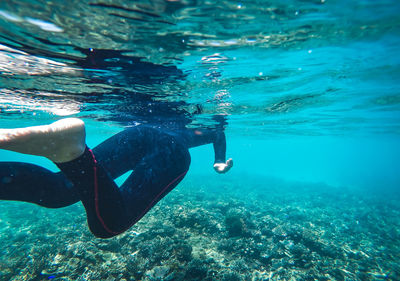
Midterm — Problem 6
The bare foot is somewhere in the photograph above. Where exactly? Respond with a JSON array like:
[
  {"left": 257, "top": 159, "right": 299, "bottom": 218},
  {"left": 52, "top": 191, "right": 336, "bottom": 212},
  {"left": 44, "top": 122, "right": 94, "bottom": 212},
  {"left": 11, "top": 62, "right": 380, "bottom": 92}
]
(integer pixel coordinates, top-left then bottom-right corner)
[{"left": 0, "top": 118, "right": 86, "bottom": 163}]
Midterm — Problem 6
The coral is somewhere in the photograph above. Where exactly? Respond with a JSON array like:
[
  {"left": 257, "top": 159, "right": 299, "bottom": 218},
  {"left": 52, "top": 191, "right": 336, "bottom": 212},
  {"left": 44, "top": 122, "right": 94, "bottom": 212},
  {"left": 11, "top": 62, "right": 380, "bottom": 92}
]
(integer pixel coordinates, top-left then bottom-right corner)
[
  {"left": 224, "top": 208, "right": 251, "bottom": 237},
  {"left": 184, "top": 258, "right": 208, "bottom": 280},
  {"left": 0, "top": 175, "right": 399, "bottom": 280},
  {"left": 145, "top": 265, "right": 170, "bottom": 280}
]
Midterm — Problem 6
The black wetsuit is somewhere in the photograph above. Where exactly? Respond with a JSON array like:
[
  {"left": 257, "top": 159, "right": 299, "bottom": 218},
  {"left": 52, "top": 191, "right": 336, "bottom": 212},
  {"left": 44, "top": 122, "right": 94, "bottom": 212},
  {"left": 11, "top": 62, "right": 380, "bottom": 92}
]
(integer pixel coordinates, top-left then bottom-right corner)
[{"left": 0, "top": 125, "right": 226, "bottom": 238}]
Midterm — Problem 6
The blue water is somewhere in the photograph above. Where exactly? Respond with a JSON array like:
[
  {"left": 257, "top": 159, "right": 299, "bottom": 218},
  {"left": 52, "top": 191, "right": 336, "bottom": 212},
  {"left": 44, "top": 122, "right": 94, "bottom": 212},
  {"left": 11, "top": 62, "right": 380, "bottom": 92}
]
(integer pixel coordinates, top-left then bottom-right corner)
[{"left": 0, "top": 0, "right": 400, "bottom": 280}]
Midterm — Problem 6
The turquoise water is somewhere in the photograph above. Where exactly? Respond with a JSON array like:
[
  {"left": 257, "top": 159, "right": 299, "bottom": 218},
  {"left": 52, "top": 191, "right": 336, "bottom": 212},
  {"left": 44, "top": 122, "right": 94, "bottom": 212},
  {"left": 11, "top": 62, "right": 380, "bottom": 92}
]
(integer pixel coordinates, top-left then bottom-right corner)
[{"left": 1, "top": 0, "right": 400, "bottom": 280}]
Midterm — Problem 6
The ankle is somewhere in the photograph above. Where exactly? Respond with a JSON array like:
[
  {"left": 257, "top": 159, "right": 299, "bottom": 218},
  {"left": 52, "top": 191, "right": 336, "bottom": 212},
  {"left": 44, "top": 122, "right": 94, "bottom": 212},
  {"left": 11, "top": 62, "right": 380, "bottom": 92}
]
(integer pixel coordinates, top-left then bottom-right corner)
[{"left": 51, "top": 142, "right": 86, "bottom": 163}]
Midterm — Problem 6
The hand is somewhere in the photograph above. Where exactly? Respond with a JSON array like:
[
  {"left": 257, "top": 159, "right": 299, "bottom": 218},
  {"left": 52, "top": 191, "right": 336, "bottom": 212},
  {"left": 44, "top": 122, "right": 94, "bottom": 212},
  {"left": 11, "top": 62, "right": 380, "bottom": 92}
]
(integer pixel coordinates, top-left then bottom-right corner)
[{"left": 213, "top": 158, "right": 233, "bottom": 174}]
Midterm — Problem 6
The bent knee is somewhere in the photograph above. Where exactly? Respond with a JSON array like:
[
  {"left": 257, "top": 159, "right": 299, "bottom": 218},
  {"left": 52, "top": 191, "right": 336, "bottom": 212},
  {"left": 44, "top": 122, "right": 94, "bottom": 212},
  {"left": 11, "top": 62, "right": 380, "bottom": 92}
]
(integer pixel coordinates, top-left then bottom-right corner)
[{"left": 87, "top": 217, "right": 129, "bottom": 239}]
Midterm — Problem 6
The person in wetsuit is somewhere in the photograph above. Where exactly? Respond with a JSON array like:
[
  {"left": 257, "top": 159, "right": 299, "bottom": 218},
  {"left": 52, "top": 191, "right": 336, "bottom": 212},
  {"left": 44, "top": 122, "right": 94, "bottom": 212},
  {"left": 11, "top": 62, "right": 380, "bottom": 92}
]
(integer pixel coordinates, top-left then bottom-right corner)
[{"left": 0, "top": 118, "right": 232, "bottom": 238}]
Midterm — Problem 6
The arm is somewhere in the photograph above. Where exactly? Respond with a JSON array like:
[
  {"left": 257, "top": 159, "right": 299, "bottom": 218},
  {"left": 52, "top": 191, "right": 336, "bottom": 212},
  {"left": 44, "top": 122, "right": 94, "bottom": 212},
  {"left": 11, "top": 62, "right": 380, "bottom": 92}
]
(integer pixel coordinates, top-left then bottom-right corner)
[
  {"left": 178, "top": 125, "right": 233, "bottom": 173},
  {"left": 212, "top": 131, "right": 233, "bottom": 174}
]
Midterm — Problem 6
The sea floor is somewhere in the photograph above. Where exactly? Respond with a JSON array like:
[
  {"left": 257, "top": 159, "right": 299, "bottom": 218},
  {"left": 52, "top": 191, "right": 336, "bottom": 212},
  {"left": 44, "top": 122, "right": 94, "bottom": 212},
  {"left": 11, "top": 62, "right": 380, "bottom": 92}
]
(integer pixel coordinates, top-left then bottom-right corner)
[{"left": 0, "top": 175, "right": 399, "bottom": 281}]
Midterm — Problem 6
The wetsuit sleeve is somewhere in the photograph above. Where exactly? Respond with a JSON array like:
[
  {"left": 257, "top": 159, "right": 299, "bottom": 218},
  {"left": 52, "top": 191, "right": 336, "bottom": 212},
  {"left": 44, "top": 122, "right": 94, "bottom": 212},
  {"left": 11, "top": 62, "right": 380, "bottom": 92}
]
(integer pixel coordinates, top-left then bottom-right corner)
[
  {"left": 213, "top": 131, "right": 226, "bottom": 164},
  {"left": 179, "top": 127, "right": 227, "bottom": 163}
]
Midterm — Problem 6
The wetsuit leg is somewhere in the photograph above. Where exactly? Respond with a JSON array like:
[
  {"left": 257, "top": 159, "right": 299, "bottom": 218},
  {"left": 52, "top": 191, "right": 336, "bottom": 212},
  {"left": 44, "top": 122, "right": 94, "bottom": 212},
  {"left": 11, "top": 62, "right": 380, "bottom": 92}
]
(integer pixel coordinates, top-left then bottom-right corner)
[
  {"left": 56, "top": 147, "right": 128, "bottom": 238},
  {"left": 91, "top": 127, "right": 151, "bottom": 179},
  {"left": 56, "top": 126, "right": 190, "bottom": 238},
  {"left": 0, "top": 162, "right": 78, "bottom": 208},
  {"left": 118, "top": 131, "right": 191, "bottom": 229},
  {"left": 0, "top": 126, "right": 190, "bottom": 238}
]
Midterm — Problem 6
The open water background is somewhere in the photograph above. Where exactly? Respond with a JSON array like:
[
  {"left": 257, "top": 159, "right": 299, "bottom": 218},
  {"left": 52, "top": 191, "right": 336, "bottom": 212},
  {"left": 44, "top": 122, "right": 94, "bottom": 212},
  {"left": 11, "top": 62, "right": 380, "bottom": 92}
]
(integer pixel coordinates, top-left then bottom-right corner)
[{"left": 0, "top": 0, "right": 399, "bottom": 280}]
